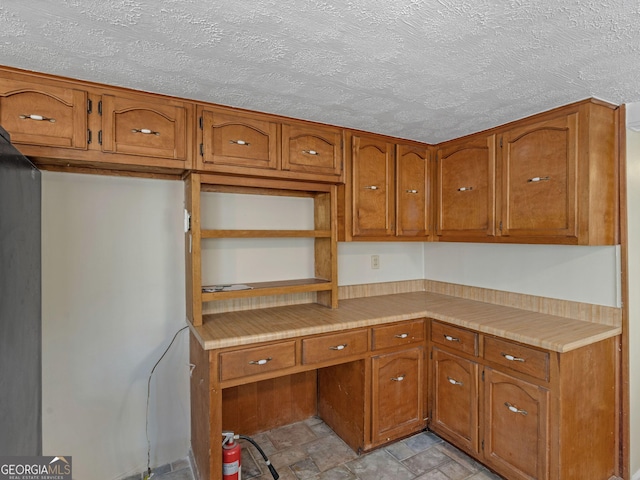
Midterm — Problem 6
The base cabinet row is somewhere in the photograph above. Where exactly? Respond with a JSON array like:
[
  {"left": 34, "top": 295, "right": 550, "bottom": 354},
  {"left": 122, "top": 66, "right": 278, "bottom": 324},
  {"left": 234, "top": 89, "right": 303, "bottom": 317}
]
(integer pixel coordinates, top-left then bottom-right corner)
[
  {"left": 430, "top": 322, "right": 617, "bottom": 480},
  {"left": 190, "top": 318, "right": 617, "bottom": 480}
]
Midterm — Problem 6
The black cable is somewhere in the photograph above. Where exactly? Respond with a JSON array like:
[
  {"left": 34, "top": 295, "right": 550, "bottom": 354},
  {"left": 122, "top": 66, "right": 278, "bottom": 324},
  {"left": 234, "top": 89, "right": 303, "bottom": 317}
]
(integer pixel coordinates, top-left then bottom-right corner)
[
  {"left": 145, "top": 325, "right": 189, "bottom": 479},
  {"left": 239, "top": 435, "right": 279, "bottom": 480}
]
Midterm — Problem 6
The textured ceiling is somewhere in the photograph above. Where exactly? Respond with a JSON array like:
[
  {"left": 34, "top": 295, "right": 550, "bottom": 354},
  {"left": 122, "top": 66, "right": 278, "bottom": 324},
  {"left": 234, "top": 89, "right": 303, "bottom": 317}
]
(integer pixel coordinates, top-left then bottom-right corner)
[{"left": 1, "top": 0, "right": 639, "bottom": 143}]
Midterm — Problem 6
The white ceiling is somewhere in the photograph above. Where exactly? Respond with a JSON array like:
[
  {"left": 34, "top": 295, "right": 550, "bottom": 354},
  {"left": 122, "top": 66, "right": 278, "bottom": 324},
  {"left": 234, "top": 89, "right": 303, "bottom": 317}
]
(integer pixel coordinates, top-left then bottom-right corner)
[{"left": 1, "top": 0, "right": 639, "bottom": 143}]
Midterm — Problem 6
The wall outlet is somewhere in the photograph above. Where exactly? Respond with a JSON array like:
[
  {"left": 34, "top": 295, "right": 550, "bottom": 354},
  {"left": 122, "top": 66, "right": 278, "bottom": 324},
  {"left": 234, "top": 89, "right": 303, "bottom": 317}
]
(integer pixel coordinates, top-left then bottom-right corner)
[{"left": 371, "top": 255, "right": 380, "bottom": 269}]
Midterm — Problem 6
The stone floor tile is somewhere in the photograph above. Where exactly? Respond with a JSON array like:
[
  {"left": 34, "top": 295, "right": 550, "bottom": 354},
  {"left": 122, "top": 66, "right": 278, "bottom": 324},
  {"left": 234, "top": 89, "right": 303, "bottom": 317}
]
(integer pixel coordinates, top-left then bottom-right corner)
[
  {"left": 414, "top": 469, "right": 450, "bottom": 480},
  {"left": 267, "top": 422, "right": 318, "bottom": 450},
  {"left": 248, "top": 432, "right": 278, "bottom": 457},
  {"left": 403, "top": 431, "right": 443, "bottom": 453},
  {"left": 170, "top": 458, "right": 190, "bottom": 472},
  {"left": 268, "top": 446, "right": 309, "bottom": 469},
  {"left": 309, "top": 421, "right": 335, "bottom": 437},
  {"left": 346, "top": 449, "right": 415, "bottom": 480},
  {"left": 241, "top": 446, "right": 262, "bottom": 478},
  {"left": 290, "top": 457, "right": 321, "bottom": 479},
  {"left": 434, "top": 442, "right": 482, "bottom": 473},
  {"left": 385, "top": 440, "right": 418, "bottom": 461},
  {"left": 304, "top": 434, "right": 359, "bottom": 472},
  {"left": 465, "top": 469, "right": 504, "bottom": 480},
  {"left": 401, "top": 446, "right": 451, "bottom": 476},
  {"left": 315, "top": 465, "right": 357, "bottom": 480},
  {"left": 438, "top": 459, "right": 473, "bottom": 479},
  {"left": 151, "top": 463, "right": 172, "bottom": 477}
]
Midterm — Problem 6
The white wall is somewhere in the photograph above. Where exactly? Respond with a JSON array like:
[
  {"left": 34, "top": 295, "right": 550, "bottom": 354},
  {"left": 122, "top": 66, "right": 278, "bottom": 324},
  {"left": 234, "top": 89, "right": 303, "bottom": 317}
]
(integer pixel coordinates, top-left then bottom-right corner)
[
  {"left": 423, "top": 243, "right": 621, "bottom": 307},
  {"left": 338, "top": 242, "right": 424, "bottom": 285},
  {"left": 42, "top": 172, "right": 189, "bottom": 480},
  {"left": 626, "top": 117, "right": 640, "bottom": 479}
]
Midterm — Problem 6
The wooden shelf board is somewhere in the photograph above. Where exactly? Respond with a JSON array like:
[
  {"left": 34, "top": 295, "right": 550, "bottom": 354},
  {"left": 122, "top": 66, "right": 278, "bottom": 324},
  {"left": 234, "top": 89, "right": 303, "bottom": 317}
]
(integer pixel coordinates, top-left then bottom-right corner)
[{"left": 201, "top": 278, "right": 334, "bottom": 301}]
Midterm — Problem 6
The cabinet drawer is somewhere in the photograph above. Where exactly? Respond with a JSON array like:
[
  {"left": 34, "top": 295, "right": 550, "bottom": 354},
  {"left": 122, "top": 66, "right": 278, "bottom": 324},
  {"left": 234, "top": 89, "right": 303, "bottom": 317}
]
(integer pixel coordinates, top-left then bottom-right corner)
[
  {"left": 302, "top": 329, "right": 369, "bottom": 365},
  {"left": 483, "top": 336, "right": 549, "bottom": 381},
  {"left": 431, "top": 321, "right": 478, "bottom": 357},
  {"left": 219, "top": 341, "right": 296, "bottom": 382},
  {"left": 372, "top": 319, "right": 424, "bottom": 350}
]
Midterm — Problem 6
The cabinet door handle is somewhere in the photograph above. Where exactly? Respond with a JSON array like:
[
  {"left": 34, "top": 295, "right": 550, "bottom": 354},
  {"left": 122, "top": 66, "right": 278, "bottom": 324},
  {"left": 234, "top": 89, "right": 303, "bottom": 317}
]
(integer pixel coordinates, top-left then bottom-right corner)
[
  {"left": 364, "top": 185, "right": 378, "bottom": 190},
  {"left": 20, "top": 114, "right": 56, "bottom": 123},
  {"left": 443, "top": 334, "right": 460, "bottom": 343},
  {"left": 131, "top": 128, "right": 161, "bottom": 136},
  {"left": 405, "top": 189, "right": 418, "bottom": 194},
  {"left": 302, "top": 149, "right": 319, "bottom": 155},
  {"left": 230, "top": 139, "right": 250, "bottom": 146},
  {"left": 248, "top": 357, "right": 272, "bottom": 365},
  {"left": 457, "top": 186, "right": 473, "bottom": 192},
  {"left": 329, "top": 344, "right": 348, "bottom": 351},
  {"left": 527, "top": 176, "right": 550, "bottom": 183},
  {"left": 394, "top": 333, "right": 409, "bottom": 339},
  {"left": 391, "top": 375, "right": 405, "bottom": 382},
  {"left": 501, "top": 352, "right": 525, "bottom": 362},
  {"left": 504, "top": 402, "right": 528, "bottom": 416},
  {"left": 447, "top": 376, "right": 463, "bottom": 386}
]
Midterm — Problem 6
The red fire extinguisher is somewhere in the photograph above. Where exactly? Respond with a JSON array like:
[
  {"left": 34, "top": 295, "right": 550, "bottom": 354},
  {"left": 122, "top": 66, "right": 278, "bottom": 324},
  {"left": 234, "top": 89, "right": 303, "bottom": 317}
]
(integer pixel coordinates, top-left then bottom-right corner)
[
  {"left": 222, "top": 432, "right": 241, "bottom": 480},
  {"left": 222, "top": 431, "right": 279, "bottom": 480}
]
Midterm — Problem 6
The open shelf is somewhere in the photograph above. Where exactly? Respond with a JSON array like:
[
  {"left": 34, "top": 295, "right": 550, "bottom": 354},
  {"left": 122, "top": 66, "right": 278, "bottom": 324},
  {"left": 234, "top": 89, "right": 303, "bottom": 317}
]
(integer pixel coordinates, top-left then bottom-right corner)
[
  {"left": 201, "top": 278, "right": 333, "bottom": 301},
  {"left": 185, "top": 173, "right": 339, "bottom": 326}
]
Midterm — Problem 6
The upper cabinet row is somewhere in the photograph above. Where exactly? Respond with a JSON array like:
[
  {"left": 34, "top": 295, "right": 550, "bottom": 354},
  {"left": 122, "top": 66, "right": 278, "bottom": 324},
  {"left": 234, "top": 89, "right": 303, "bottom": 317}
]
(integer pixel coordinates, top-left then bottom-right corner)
[
  {"left": 0, "top": 67, "right": 620, "bottom": 245},
  {"left": 0, "top": 67, "right": 344, "bottom": 183},
  {"left": 345, "top": 100, "right": 619, "bottom": 246}
]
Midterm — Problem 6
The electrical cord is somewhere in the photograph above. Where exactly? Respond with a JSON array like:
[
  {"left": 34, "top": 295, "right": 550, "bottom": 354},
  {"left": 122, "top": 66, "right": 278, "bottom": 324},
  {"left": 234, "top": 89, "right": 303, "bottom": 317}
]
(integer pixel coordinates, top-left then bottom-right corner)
[
  {"left": 144, "top": 325, "right": 189, "bottom": 480},
  {"left": 238, "top": 435, "right": 279, "bottom": 480}
]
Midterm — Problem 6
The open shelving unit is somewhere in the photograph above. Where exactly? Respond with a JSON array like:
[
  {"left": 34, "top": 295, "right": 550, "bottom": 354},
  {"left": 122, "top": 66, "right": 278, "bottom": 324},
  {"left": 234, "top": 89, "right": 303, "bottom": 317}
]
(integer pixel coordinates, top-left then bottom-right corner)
[{"left": 185, "top": 173, "right": 338, "bottom": 326}]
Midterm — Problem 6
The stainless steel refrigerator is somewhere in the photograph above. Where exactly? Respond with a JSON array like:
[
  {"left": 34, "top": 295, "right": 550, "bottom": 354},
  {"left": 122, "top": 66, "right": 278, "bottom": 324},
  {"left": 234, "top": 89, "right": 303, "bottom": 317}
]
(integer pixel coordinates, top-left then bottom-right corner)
[{"left": 0, "top": 125, "right": 42, "bottom": 455}]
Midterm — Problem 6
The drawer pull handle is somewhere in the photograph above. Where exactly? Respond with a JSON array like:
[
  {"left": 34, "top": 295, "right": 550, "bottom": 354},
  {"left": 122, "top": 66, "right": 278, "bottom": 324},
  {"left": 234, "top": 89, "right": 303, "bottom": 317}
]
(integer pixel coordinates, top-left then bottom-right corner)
[
  {"left": 501, "top": 352, "right": 525, "bottom": 362},
  {"left": 391, "top": 375, "right": 405, "bottom": 382},
  {"left": 302, "top": 149, "right": 319, "bottom": 155},
  {"left": 394, "top": 333, "right": 409, "bottom": 339},
  {"left": 364, "top": 185, "right": 378, "bottom": 190},
  {"left": 443, "top": 334, "right": 460, "bottom": 343},
  {"left": 457, "top": 186, "right": 473, "bottom": 192},
  {"left": 20, "top": 114, "right": 56, "bottom": 123},
  {"left": 405, "top": 189, "right": 418, "bottom": 194},
  {"left": 447, "top": 376, "right": 463, "bottom": 386},
  {"left": 329, "top": 344, "right": 348, "bottom": 351},
  {"left": 505, "top": 402, "right": 528, "bottom": 416},
  {"left": 528, "top": 176, "right": 550, "bottom": 183},
  {"left": 230, "top": 139, "right": 250, "bottom": 146},
  {"left": 248, "top": 357, "right": 272, "bottom": 366},
  {"left": 131, "top": 128, "right": 161, "bottom": 136}
]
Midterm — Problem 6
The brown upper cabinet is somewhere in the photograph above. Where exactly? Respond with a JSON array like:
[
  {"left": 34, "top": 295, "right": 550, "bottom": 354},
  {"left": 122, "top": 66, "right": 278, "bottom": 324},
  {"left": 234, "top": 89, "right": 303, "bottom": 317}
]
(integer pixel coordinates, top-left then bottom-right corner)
[
  {"left": 99, "top": 92, "right": 191, "bottom": 165},
  {"left": 396, "top": 144, "right": 432, "bottom": 237},
  {"left": 0, "top": 75, "right": 88, "bottom": 150},
  {"left": 346, "top": 133, "right": 431, "bottom": 240},
  {"left": 436, "top": 134, "right": 496, "bottom": 240},
  {"left": 197, "top": 106, "right": 344, "bottom": 183},
  {"left": 0, "top": 67, "right": 194, "bottom": 173},
  {"left": 497, "top": 100, "right": 618, "bottom": 245},
  {"left": 434, "top": 100, "right": 619, "bottom": 246}
]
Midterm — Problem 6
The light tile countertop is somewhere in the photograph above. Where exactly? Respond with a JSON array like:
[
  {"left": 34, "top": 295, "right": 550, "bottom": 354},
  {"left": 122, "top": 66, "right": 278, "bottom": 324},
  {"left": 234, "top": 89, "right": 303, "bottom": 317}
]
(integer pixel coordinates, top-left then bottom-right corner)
[{"left": 190, "top": 291, "right": 621, "bottom": 353}]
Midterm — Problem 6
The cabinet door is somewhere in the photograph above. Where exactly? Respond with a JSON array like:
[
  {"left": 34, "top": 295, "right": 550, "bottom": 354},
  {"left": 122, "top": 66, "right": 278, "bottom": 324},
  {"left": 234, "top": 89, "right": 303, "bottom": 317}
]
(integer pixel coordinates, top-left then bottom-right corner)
[
  {"left": 371, "top": 347, "right": 424, "bottom": 445},
  {"left": 0, "top": 77, "right": 87, "bottom": 149},
  {"left": 200, "top": 109, "right": 278, "bottom": 171},
  {"left": 282, "top": 123, "right": 343, "bottom": 181},
  {"left": 436, "top": 134, "right": 495, "bottom": 238},
  {"left": 483, "top": 368, "right": 549, "bottom": 480},
  {"left": 499, "top": 113, "right": 578, "bottom": 239},
  {"left": 101, "top": 93, "right": 191, "bottom": 163},
  {"left": 352, "top": 135, "right": 395, "bottom": 237},
  {"left": 396, "top": 144, "right": 431, "bottom": 237},
  {"left": 431, "top": 348, "right": 479, "bottom": 454}
]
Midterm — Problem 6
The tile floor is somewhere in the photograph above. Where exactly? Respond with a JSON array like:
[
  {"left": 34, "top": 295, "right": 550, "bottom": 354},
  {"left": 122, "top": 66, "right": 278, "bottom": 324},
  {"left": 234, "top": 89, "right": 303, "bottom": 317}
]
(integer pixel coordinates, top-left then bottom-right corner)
[{"left": 149, "top": 417, "right": 504, "bottom": 480}]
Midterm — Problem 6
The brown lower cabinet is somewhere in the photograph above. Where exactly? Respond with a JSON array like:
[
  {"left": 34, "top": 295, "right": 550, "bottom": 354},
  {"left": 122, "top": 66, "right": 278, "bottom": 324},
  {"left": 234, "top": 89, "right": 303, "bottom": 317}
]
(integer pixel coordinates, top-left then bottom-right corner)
[
  {"left": 190, "top": 318, "right": 617, "bottom": 480},
  {"left": 430, "top": 320, "right": 618, "bottom": 480}
]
